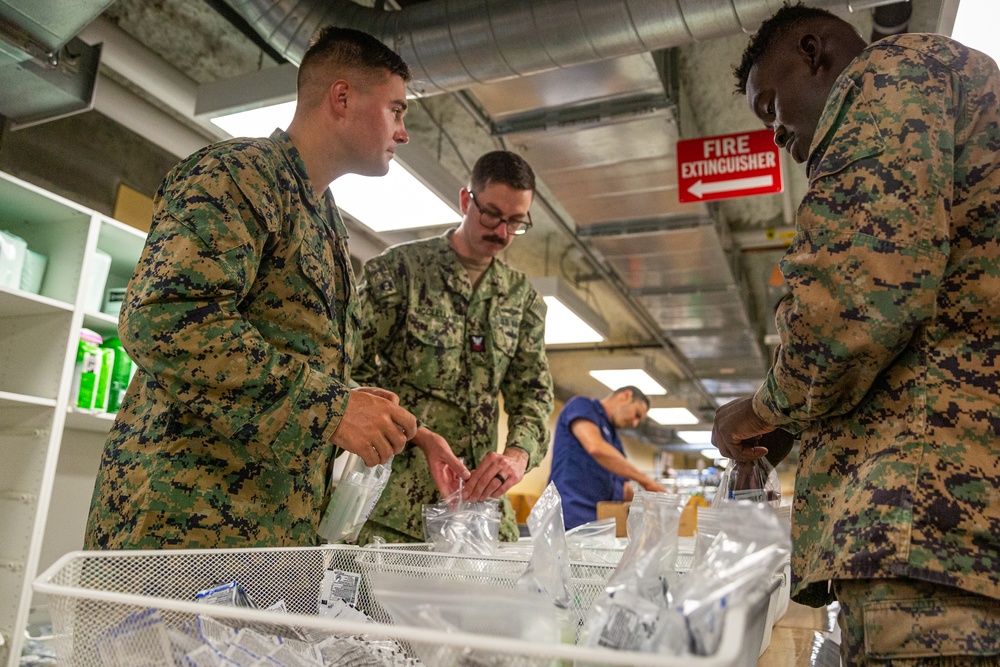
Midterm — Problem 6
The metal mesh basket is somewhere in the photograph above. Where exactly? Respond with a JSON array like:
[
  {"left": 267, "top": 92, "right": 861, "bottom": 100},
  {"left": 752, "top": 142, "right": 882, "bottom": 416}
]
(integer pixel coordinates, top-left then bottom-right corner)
[{"left": 34, "top": 545, "right": 757, "bottom": 667}]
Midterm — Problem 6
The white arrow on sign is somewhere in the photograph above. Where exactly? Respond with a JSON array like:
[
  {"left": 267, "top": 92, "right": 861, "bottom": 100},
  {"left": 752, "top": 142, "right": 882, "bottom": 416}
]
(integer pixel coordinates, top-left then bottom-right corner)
[{"left": 687, "top": 175, "right": 774, "bottom": 199}]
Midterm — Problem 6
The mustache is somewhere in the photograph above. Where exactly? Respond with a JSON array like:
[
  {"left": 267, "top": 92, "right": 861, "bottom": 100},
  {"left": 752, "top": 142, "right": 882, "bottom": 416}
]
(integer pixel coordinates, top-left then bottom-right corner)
[{"left": 484, "top": 235, "right": 506, "bottom": 245}]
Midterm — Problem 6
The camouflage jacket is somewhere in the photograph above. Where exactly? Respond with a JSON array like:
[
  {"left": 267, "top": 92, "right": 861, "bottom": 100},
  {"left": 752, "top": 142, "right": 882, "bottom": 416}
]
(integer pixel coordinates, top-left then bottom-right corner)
[
  {"left": 753, "top": 35, "right": 1000, "bottom": 604},
  {"left": 85, "top": 130, "right": 359, "bottom": 549},
  {"left": 355, "top": 231, "right": 554, "bottom": 541}
]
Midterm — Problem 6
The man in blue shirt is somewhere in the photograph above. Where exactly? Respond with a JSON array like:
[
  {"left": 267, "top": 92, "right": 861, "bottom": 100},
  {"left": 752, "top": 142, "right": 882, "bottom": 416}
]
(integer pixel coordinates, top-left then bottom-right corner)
[{"left": 549, "top": 386, "right": 666, "bottom": 529}]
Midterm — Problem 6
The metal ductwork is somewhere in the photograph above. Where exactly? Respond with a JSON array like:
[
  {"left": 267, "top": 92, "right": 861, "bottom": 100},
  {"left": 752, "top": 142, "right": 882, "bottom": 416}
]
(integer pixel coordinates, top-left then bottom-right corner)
[
  {"left": 0, "top": 0, "right": 114, "bottom": 127},
  {"left": 224, "top": 0, "right": 903, "bottom": 95},
  {"left": 871, "top": 1, "right": 912, "bottom": 42}
]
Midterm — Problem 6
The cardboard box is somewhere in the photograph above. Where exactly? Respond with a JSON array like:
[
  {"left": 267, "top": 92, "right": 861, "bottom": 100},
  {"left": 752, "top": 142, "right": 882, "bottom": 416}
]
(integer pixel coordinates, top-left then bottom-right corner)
[{"left": 596, "top": 501, "right": 631, "bottom": 537}]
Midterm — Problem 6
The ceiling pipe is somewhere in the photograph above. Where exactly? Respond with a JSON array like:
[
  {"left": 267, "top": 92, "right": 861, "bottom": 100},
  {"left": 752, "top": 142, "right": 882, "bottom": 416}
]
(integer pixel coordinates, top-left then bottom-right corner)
[
  {"left": 871, "top": 1, "right": 912, "bottom": 42},
  {"left": 224, "top": 0, "right": 904, "bottom": 96}
]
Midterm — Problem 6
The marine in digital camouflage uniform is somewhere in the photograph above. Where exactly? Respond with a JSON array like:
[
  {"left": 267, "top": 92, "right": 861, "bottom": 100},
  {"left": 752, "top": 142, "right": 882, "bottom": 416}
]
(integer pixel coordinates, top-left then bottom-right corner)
[
  {"left": 715, "top": 6, "right": 1000, "bottom": 664},
  {"left": 84, "top": 27, "right": 417, "bottom": 550},
  {"left": 355, "top": 152, "right": 554, "bottom": 543}
]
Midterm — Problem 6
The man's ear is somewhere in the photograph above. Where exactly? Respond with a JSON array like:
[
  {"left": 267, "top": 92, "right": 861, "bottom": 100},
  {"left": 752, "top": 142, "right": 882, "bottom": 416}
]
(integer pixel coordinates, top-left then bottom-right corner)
[
  {"left": 798, "top": 33, "right": 823, "bottom": 74},
  {"left": 329, "top": 79, "right": 350, "bottom": 118}
]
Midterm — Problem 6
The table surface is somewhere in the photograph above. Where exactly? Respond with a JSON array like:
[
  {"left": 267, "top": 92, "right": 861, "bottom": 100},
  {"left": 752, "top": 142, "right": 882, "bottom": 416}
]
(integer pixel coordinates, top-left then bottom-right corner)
[{"left": 758, "top": 601, "right": 842, "bottom": 667}]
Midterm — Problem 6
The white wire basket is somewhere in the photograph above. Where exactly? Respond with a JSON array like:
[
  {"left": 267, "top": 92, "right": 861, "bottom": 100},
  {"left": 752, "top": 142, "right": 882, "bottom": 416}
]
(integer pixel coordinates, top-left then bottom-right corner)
[{"left": 34, "top": 545, "right": 764, "bottom": 667}]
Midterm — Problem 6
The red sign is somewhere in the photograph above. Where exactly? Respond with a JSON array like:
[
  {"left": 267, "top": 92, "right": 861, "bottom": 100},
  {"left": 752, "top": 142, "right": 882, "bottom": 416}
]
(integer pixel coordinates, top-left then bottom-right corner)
[{"left": 677, "top": 129, "right": 782, "bottom": 203}]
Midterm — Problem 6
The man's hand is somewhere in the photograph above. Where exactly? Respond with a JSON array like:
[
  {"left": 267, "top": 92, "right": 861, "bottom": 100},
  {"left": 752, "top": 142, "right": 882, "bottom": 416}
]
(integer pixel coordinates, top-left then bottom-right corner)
[
  {"left": 712, "top": 395, "right": 774, "bottom": 462},
  {"left": 641, "top": 478, "right": 667, "bottom": 493},
  {"left": 463, "top": 447, "right": 529, "bottom": 502},
  {"left": 330, "top": 388, "right": 417, "bottom": 466},
  {"left": 412, "top": 426, "right": 471, "bottom": 498}
]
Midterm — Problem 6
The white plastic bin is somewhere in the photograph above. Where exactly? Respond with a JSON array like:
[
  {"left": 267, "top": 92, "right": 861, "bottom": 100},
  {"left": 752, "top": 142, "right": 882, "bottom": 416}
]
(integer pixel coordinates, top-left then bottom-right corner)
[
  {"left": 83, "top": 249, "right": 112, "bottom": 312},
  {"left": 34, "top": 546, "right": 760, "bottom": 667}
]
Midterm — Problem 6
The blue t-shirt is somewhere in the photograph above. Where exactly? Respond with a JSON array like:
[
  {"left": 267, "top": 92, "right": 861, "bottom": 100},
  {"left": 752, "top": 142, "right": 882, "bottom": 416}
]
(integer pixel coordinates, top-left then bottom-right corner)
[{"left": 548, "top": 397, "right": 626, "bottom": 530}]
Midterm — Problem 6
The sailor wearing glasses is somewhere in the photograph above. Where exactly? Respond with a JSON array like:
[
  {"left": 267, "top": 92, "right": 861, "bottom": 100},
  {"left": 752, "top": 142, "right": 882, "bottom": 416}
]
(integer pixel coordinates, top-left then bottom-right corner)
[{"left": 354, "top": 150, "right": 554, "bottom": 544}]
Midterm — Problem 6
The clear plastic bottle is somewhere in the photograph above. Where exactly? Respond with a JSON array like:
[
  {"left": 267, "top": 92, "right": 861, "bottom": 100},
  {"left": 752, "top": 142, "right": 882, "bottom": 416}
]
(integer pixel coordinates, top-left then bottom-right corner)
[{"left": 317, "top": 454, "right": 393, "bottom": 543}]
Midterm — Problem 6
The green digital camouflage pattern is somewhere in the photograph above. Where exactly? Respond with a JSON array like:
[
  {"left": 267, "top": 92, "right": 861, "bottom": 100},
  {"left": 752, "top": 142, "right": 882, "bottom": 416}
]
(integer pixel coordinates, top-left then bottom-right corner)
[
  {"left": 835, "top": 578, "right": 1000, "bottom": 665},
  {"left": 84, "top": 130, "right": 359, "bottom": 549},
  {"left": 752, "top": 35, "right": 1000, "bottom": 604},
  {"left": 355, "top": 231, "right": 554, "bottom": 542}
]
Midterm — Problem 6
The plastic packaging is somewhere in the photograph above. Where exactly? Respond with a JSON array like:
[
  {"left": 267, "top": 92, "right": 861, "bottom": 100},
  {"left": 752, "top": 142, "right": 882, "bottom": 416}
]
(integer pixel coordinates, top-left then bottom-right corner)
[
  {"left": 517, "top": 481, "right": 573, "bottom": 608},
  {"left": 70, "top": 329, "right": 104, "bottom": 410},
  {"left": 102, "top": 337, "right": 133, "bottom": 413},
  {"left": 84, "top": 249, "right": 112, "bottom": 312},
  {"left": 317, "top": 453, "right": 393, "bottom": 544},
  {"left": 422, "top": 485, "right": 501, "bottom": 556},
  {"left": 584, "top": 492, "right": 685, "bottom": 651},
  {"left": 93, "top": 346, "right": 115, "bottom": 412},
  {"left": 0, "top": 229, "right": 27, "bottom": 289},
  {"left": 19, "top": 248, "right": 47, "bottom": 294},
  {"left": 664, "top": 500, "right": 791, "bottom": 656},
  {"left": 713, "top": 457, "right": 781, "bottom": 507}
]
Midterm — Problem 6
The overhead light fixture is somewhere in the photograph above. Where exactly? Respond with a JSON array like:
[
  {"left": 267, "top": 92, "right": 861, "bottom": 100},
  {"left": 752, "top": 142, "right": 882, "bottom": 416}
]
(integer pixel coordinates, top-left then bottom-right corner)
[
  {"left": 677, "top": 430, "right": 713, "bottom": 445},
  {"left": 195, "top": 65, "right": 462, "bottom": 233},
  {"left": 530, "top": 277, "right": 609, "bottom": 346},
  {"left": 647, "top": 407, "right": 699, "bottom": 425},
  {"left": 950, "top": 0, "right": 1000, "bottom": 68},
  {"left": 587, "top": 355, "right": 671, "bottom": 396},
  {"left": 700, "top": 447, "right": 723, "bottom": 460}
]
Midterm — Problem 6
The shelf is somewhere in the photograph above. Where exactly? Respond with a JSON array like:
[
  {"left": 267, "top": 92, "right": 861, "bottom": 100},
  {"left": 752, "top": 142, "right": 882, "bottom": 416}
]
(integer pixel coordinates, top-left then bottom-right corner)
[
  {"left": 83, "top": 311, "right": 119, "bottom": 334},
  {"left": 0, "top": 285, "right": 73, "bottom": 318},
  {"left": 64, "top": 407, "right": 116, "bottom": 434},
  {"left": 0, "top": 391, "right": 56, "bottom": 409}
]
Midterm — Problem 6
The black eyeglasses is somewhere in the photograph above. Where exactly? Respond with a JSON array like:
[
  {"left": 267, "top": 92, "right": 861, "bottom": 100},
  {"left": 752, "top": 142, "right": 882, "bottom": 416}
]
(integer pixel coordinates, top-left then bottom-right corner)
[{"left": 467, "top": 190, "right": 533, "bottom": 235}]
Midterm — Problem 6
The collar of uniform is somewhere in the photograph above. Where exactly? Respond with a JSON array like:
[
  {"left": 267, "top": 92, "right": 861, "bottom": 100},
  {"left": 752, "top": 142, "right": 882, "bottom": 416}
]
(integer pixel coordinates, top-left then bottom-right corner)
[
  {"left": 437, "top": 229, "right": 511, "bottom": 299},
  {"left": 268, "top": 128, "right": 345, "bottom": 236}
]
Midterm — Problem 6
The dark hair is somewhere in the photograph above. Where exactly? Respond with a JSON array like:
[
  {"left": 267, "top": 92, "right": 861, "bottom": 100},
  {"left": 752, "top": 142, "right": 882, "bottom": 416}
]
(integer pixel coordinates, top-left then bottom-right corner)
[
  {"left": 614, "top": 386, "right": 650, "bottom": 408},
  {"left": 298, "top": 27, "right": 411, "bottom": 97},
  {"left": 733, "top": 2, "right": 838, "bottom": 95},
  {"left": 470, "top": 151, "right": 535, "bottom": 193}
]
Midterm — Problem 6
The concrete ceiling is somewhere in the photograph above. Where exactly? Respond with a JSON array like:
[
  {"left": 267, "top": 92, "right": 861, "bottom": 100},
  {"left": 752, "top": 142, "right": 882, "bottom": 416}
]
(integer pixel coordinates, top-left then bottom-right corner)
[{"left": 3, "top": 0, "right": 951, "bottom": 448}]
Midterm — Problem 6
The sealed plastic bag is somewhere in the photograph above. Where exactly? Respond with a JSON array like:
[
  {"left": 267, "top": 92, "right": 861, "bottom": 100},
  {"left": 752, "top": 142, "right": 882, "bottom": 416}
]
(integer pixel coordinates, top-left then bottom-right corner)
[
  {"left": 317, "top": 453, "right": 393, "bottom": 543},
  {"left": 517, "top": 481, "right": 573, "bottom": 608},
  {"left": 661, "top": 499, "right": 791, "bottom": 656},
  {"left": 713, "top": 456, "right": 780, "bottom": 507},
  {"left": 583, "top": 492, "right": 684, "bottom": 651},
  {"left": 422, "top": 485, "right": 500, "bottom": 555}
]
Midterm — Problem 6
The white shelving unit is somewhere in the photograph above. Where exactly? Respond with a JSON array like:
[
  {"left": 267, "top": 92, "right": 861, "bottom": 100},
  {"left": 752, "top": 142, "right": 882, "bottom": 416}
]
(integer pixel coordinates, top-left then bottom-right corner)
[{"left": 0, "top": 170, "right": 145, "bottom": 667}]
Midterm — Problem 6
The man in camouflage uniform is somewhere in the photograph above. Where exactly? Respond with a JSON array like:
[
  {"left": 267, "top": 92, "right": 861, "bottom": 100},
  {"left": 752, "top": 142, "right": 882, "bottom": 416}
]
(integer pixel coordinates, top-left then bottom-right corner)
[
  {"left": 714, "top": 5, "right": 1000, "bottom": 665},
  {"left": 84, "top": 28, "right": 418, "bottom": 550},
  {"left": 355, "top": 151, "right": 554, "bottom": 543}
]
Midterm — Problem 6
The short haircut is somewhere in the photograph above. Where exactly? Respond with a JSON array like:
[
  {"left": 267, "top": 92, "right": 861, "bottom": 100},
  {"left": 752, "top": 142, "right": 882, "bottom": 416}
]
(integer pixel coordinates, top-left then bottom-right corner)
[
  {"left": 469, "top": 151, "right": 535, "bottom": 193},
  {"left": 614, "top": 386, "right": 650, "bottom": 408},
  {"left": 734, "top": 2, "right": 838, "bottom": 95},
  {"left": 297, "top": 27, "right": 411, "bottom": 107}
]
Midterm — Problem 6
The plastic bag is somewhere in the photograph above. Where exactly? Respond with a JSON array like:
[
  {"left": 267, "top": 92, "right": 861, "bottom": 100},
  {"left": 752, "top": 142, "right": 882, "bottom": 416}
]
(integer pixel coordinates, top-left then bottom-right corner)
[
  {"left": 317, "top": 453, "right": 393, "bottom": 543},
  {"left": 517, "top": 481, "right": 573, "bottom": 608},
  {"left": 713, "top": 456, "right": 780, "bottom": 507},
  {"left": 661, "top": 500, "right": 791, "bottom": 656},
  {"left": 583, "top": 492, "right": 684, "bottom": 651},
  {"left": 422, "top": 485, "right": 500, "bottom": 556}
]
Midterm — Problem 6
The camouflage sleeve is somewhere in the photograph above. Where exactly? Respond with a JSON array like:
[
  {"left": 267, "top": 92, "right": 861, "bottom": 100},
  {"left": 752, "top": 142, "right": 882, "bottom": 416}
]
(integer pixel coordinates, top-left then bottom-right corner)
[
  {"left": 120, "top": 153, "right": 350, "bottom": 469},
  {"left": 353, "top": 252, "right": 407, "bottom": 387},
  {"left": 753, "top": 53, "right": 954, "bottom": 429},
  {"left": 500, "top": 287, "right": 554, "bottom": 469}
]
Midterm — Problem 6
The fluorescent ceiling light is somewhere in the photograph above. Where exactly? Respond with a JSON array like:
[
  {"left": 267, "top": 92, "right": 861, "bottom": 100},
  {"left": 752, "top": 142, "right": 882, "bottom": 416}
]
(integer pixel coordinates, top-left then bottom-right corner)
[
  {"left": 531, "top": 276, "right": 609, "bottom": 346},
  {"left": 647, "top": 407, "right": 699, "bottom": 425},
  {"left": 332, "top": 161, "right": 462, "bottom": 232},
  {"left": 206, "top": 96, "right": 461, "bottom": 233},
  {"left": 677, "top": 430, "right": 713, "bottom": 445},
  {"left": 209, "top": 101, "right": 295, "bottom": 138},
  {"left": 952, "top": 0, "right": 1000, "bottom": 68},
  {"left": 542, "top": 297, "right": 605, "bottom": 344},
  {"left": 589, "top": 369, "right": 667, "bottom": 395},
  {"left": 700, "top": 447, "right": 723, "bottom": 459}
]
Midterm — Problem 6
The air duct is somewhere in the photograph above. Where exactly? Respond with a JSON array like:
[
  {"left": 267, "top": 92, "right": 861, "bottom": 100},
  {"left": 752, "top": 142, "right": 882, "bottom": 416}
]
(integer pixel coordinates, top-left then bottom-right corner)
[
  {"left": 0, "top": 0, "right": 115, "bottom": 127},
  {"left": 871, "top": 1, "right": 912, "bottom": 42},
  {"left": 224, "top": 0, "right": 903, "bottom": 96}
]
